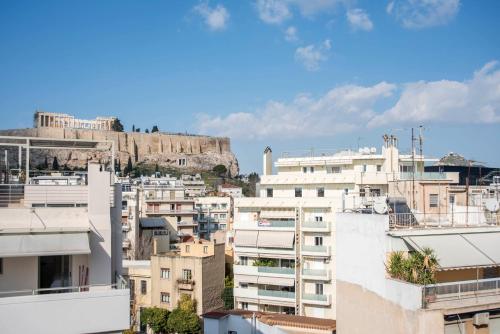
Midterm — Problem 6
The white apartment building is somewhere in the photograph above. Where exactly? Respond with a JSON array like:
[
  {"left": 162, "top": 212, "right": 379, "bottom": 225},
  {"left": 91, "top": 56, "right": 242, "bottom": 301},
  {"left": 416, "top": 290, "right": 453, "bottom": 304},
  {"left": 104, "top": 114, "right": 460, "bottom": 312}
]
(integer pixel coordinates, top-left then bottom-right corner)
[
  {"left": 119, "top": 179, "right": 141, "bottom": 260},
  {"left": 0, "top": 137, "right": 129, "bottom": 334},
  {"left": 233, "top": 137, "right": 437, "bottom": 319}
]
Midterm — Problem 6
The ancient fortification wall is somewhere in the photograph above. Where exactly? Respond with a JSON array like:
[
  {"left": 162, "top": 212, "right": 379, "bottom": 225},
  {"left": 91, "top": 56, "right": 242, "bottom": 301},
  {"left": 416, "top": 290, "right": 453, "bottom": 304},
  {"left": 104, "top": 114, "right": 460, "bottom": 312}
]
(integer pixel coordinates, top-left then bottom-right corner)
[{"left": 0, "top": 128, "right": 239, "bottom": 176}]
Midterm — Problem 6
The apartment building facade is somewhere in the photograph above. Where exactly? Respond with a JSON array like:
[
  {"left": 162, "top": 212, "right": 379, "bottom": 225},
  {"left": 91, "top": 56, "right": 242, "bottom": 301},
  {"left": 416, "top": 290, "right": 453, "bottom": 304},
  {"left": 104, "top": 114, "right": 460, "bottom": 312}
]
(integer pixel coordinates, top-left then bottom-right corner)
[
  {"left": 0, "top": 137, "right": 129, "bottom": 334},
  {"left": 336, "top": 206, "right": 500, "bottom": 334},
  {"left": 233, "top": 137, "right": 442, "bottom": 319},
  {"left": 124, "top": 239, "right": 225, "bottom": 331}
]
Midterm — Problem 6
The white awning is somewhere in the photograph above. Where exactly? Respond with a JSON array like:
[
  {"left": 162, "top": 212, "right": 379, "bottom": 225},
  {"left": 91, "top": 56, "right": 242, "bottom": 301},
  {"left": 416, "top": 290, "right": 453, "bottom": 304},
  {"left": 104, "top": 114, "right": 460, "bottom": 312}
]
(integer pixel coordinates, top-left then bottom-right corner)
[
  {"left": 258, "top": 276, "right": 295, "bottom": 286},
  {"left": 235, "top": 231, "right": 258, "bottom": 247},
  {"left": 402, "top": 234, "right": 495, "bottom": 270},
  {"left": 462, "top": 232, "right": 500, "bottom": 264},
  {"left": 235, "top": 275, "right": 259, "bottom": 284},
  {"left": 0, "top": 232, "right": 91, "bottom": 257},
  {"left": 257, "top": 231, "right": 295, "bottom": 249}
]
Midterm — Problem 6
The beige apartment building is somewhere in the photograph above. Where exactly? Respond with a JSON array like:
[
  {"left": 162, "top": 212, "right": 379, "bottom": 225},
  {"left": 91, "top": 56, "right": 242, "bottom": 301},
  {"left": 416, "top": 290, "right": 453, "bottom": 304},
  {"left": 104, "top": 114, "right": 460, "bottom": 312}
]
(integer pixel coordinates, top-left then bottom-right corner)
[
  {"left": 33, "top": 111, "right": 116, "bottom": 130},
  {"left": 124, "top": 239, "right": 225, "bottom": 331}
]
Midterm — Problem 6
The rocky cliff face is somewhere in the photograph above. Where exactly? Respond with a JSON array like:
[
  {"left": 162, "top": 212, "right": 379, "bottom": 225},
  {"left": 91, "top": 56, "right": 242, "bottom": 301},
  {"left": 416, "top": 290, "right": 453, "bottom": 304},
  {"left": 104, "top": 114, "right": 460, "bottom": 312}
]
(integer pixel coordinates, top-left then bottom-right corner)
[{"left": 0, "top": 128, "right": 239, "bottom": 176}]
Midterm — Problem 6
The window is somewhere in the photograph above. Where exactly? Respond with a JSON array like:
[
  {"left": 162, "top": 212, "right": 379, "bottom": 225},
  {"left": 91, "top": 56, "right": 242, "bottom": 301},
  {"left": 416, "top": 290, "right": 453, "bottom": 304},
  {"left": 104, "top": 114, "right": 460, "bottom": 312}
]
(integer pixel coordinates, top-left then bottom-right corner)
[
  {"left": 160, "top": 268, "right": 170, "bottom": 279},
  {"left": 362, "top": 164, "right": 367, "bottom": 172},
  {"left": 314, "top": 236, "right": 323, "bottom": 246},
  {"left": 359, "top": 188, "right": 365, "bottom": 197},
  {"left": 315, "top": 283, "right": 324, "bottom": 295},
  {"left": 161, "top": 292, "right": 170, "bottom": 304},
  {"left": 182, "top": 269, "right": 192, "bottom": 281},
  {"left": 400, "top": 165, "right": 414, "bottom": 173},
  {"left": 371, "top": 189, "right": 381, "bottom": 197},
  {"left": 241, "top": 302, "right": 249, "bottom": 310},
  {"left": 141, "top": 280, "right": 147, "bottom": 295},
  {"left": 220, "top": 213, "right": 227, "bottom": 219},
  {"left": 1, "top": 258, "right": 4, "bottom": 274},
  {"left": 344, "top": 188, "right": 349, "bottom": 194},
  {"left": 329, "top": 166, "right": 341, "bottom": 174},
  {"left": 315, "top": 216, "right": 323, "bottom": 222},
  {"left": 377, "top": 165, "right": 382, "bottom": 172},
  {"left": 429, "top": 194, "right": 439, "bottom": 208},
  {"left": 317, "top": 187, "right": 324, "bottom": 197},
  {"left": 129, "top": 279, "right": 135, "bottom": 298},
  {"left": 177, "top": 216, "right": 181, "bottom": 222},
  {"left": 240, "top": 256, "right": 248, "bottom": 265},
  {"left": 266, "top": 188, "right": 273, "bottom": 198},
  {"left": 221, "top": 203, "right": 227, "bottom": 209},
  {"left": 240, "top": 283, "right": 248, "bottom": 289},
  {"left": 310, "top": 166, "right": 314, "bottom": 173},
  {"left": 170, "top": 203, "right": 175, "bottom": 210},
  {"left": 185, "top": 245, "right": 190, "bottom": 253},
  {"left": 203, "top": 246, "right": 208, "bottom": 254},
  {"left": 302, "top": 167, "right": 307, "bottom": 173},
  {"left": 178, "top": 158, "right": 186, "bottom": 166},
  {"left": 295, "top": 187, "right": 302, "bottom": 198}
]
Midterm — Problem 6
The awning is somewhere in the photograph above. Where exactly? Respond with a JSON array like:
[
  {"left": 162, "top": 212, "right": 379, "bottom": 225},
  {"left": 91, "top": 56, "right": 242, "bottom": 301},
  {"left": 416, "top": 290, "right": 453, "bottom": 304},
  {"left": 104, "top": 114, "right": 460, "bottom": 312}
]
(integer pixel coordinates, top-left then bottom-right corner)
[
  {"left": 462, "top": 233, "right": 500, "bottom": 264},
  {"left": 140, "top": 217, "right": 167, "bottom": 229},
  {"left": 0, "top": 232, "right": 91, "bottom": 257},
  {"left": 257, "top": 231, "right": 295, "bottom": 249},
  {"left": 235, "top": 275, "right": 259, "bottom": 284},
  {"left": 258, "top": 276, "right": 295, "bottom": 286},
  {"left": 402, "top": 234, "right": 496, "bottom": 269},
  {"left": 235, "top": 231, "right": 258, "bottom": 247}
]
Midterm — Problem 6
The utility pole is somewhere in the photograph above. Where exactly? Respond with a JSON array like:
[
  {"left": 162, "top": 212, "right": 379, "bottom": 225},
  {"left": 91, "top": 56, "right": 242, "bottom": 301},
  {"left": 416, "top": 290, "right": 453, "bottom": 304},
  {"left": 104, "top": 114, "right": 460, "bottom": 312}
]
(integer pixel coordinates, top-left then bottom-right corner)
[{"left": 411, "top": 128, "right": 416, "bottom": 210}]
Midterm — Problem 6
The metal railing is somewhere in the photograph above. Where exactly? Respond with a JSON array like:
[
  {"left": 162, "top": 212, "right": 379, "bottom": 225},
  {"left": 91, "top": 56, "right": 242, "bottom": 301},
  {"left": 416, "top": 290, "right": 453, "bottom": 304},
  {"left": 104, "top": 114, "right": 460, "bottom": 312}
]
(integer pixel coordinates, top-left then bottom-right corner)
[
  {"left": 302, "top": 293, "right": 328, "bottom": 301},
  {"left": 423, "top": 277, "right": 500, "bottom": 305},
  {"left": 302, "top": 245, "right": 328, "bottom": 253},
  {"left": 399, "top": 172, "right": 448, "bottom": 180},
  {"left": 389, "top": 212, "right": 500, "bottom": 230},
  {"left": 257, "top": 219, "right": 295, "bottom": 228},
  {"left": 0, "top": 281, "right": 126, "bottom": 299},
  {"left": 257, "top": 289, "right": 295, "bottom": 299},
  {"left": 257, "top": 266, "right": 294, "bottom": 275}
]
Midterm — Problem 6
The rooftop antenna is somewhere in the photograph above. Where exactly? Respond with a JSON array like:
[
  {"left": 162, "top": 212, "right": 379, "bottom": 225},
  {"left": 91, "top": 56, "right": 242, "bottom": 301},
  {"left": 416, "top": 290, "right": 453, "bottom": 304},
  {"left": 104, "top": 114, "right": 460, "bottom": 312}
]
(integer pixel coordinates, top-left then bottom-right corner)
[{"left": 419, "top": 125, "right": 424, "bottom": 177}]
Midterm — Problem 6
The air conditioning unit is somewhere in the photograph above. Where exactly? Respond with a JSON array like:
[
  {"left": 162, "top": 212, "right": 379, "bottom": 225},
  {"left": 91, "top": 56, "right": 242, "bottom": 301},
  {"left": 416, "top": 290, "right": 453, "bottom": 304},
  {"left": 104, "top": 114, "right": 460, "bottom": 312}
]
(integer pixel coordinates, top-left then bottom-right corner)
[{"left": 473, "top": 312, "right": 489, "bottom": 326}]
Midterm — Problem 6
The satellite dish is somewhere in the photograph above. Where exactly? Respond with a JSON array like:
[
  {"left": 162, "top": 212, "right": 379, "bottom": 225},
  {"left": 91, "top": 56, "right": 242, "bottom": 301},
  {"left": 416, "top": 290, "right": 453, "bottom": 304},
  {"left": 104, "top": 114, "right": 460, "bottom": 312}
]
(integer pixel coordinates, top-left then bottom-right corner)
[
  {"left": 373, "top": 198, "right": 388, "bottom": 214},
  {"left": 485, "top": 198, "right": 500, "bottom": 212}
]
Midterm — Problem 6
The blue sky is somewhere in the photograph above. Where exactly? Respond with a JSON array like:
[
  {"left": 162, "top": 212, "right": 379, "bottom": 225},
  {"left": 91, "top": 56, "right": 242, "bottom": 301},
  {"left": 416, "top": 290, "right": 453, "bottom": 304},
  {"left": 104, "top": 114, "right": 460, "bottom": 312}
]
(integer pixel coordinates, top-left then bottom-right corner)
[{"left": 1, "top": 0, "right": 499, "bottom": 173}]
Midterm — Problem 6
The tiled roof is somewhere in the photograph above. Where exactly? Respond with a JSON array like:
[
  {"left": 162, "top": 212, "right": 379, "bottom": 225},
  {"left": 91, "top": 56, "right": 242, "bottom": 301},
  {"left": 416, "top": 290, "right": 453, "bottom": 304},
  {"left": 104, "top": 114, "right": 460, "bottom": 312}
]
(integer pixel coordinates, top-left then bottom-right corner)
[{"left": 202, "top": 310, "right": 336, "bottom": 331}]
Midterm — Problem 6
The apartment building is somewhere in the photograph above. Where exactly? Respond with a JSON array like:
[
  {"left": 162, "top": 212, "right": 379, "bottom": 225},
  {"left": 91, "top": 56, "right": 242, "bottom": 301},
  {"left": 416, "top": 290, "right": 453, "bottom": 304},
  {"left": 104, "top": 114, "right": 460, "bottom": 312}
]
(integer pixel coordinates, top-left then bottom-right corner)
[
  {"left": 120, "top": 180, "right": 141, "bottom": 260},
  {"left": 182, "top": 174, "right": 207, "bottom": 197},
  {"left": 233, "top": 137, "right": 440, "bottom": 319},
  {"left": 140, "top": 178, "right": 198, "bottom": 238},
  {"left": 218, "top": 183, "right": 243, "bottom": 198},
  {"left": 195, "top": 196, "right": 231, "bottom": 240},
  {"left": 336, "top": 192, "right": 500, "bottom": 334},
  {"left": 124, "top": 239, "right": 225, "bottom": 331},
  {"left": 0, "top": 136, "right": 129, "bottom": 334},
  {"left": 34, "top": 111, "right": 116, "bottom": 130}
]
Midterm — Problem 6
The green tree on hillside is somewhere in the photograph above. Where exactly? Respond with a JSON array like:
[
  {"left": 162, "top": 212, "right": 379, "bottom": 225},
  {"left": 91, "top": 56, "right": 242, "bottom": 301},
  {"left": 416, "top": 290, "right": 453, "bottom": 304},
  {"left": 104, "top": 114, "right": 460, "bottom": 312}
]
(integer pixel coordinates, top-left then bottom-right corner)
[
  {"left": 111, "top": 118, "right": 124, "bottom": 132},
  {"left": 151, "top": 125, "right": 159, "bottom": 133}
]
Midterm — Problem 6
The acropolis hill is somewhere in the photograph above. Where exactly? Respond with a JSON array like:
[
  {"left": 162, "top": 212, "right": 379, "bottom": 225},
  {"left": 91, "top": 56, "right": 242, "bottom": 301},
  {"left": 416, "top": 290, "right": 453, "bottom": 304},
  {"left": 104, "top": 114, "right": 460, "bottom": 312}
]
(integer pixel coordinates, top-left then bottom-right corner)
[{"left": 0, "top": 127, "right": 239, "bottom": 176}]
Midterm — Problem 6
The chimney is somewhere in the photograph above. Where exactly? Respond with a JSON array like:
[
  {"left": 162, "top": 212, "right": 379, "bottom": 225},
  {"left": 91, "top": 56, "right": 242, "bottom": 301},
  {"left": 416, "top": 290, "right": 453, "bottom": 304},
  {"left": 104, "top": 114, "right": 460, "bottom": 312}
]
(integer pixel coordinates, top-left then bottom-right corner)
[{"left": 263, "top": 146, "right": 272, "bottom": 176}]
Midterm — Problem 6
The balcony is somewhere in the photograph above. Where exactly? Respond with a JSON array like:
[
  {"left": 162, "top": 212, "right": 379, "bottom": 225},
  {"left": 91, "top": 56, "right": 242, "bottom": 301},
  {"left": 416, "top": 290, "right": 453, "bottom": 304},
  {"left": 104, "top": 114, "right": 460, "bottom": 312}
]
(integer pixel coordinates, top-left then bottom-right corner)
[
  {"left": 0, "top": 285, "right": 130, "bottom": 334},
  {"left": 145, "top": 208, "right": 197, "bottom": 215},
  {"left": 301, "top": 245, "right": 331, "bottom": 257},
  {"left": 302, "top": 293, "right": 331, "bottom": 306},
  {"left": 234, "top": 265, "right": 294, "bottom": 278},
  {"left": 302, "top": 269, "right": 331, "bottom": 281},
  {"left": 177, "top": 279, "right": 195, "bottom": 291},
  {"left": 302, "top": 221, "right": 331, "bottom": 232},
  {"left": 234, "top": 219, "right": 295, "bottom": 231},
  {"left": 258, "top": 289, "right": 295, "bottom": 300}
]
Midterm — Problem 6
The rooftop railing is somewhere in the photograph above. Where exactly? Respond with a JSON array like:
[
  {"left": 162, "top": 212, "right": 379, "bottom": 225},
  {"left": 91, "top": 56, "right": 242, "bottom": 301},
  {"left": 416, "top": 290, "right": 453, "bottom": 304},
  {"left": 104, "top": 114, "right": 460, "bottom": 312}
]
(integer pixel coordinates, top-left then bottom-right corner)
[
  {"left": 389, "top": 212, "right": 499, "bottom": 230},
  {"left": 399, "top": 172, "right": 448, "bottom": 180},
  {"left": 423, "top": 277, "right": 500, "bottom": 306}
]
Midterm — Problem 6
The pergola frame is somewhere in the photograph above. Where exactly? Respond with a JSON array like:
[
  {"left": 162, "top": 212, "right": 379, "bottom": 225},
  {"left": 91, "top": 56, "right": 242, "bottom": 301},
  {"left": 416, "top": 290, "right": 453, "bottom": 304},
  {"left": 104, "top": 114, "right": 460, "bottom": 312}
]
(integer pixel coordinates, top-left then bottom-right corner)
[{"left": 0, "top": 135, "right": 115, "bottom": 184}]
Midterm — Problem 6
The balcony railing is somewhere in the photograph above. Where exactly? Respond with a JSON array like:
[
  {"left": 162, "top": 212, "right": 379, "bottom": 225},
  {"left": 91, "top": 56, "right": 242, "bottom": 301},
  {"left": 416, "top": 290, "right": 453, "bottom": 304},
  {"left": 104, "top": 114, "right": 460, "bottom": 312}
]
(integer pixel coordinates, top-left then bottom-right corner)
[
  {"left": 302, "top": 293, "right": 328, "bottom": 302},
  {"left": 146, "top": 208, "right": 197, "bottom": 215},
  {"left": 399, "top": 172, "right": 448, "bottom": 181},
  {"left": 257, "top": 219, "right": 295, "bottom": 228},
  {"left": 257, "top": 266, "right": 294, "bottom": 275},
  {"left": 0, "top": 281, "right": 127, "bottom": 298},
  {"left": 423, "top": 277, "right": 500, "bottom": 306},
  {"left": 257, "top": 289, "right": 295, "bottom": 299},
  {"left": 302, "top": 269, "right": 328, "bottom": 277},
  {"left": 302, "top": 245, "right": 327, "bottom": 253},
  {"left": 389, "top": 212, "right": 500, "bottom": 230}
]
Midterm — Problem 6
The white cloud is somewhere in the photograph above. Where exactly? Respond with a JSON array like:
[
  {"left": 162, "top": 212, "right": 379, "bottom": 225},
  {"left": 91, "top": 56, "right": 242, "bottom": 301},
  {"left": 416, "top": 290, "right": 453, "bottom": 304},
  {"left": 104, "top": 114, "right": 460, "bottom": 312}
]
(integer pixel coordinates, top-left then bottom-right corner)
[
  {"left": 290, "top": 0, "right": 345, "bottom": 17},
  {"left": 193, "top": 2, "right": 230, "bottom": 31},
  {"left": 387, "top": 0, "right": 460, "bottom": 29},
  {"left": 196, "top": 62, "right": 500, "bottom": 139},
  {"left": 346, "top": 8, "right": 373, "bottom": 31},
  {"left": 197, "top": 82, "right": 396, "bottom": 139},
  {"left": 284, "top": 26, "right": 298, "bottom": 41},
  {"left": 295, "top": 39, "right": 331, "bottom": 71},
  {"left": 256, "top": 0, "right": 292, "bottom": 24},
  {"left": 368, "top": 61, "right": 500, "bottom": 126}
]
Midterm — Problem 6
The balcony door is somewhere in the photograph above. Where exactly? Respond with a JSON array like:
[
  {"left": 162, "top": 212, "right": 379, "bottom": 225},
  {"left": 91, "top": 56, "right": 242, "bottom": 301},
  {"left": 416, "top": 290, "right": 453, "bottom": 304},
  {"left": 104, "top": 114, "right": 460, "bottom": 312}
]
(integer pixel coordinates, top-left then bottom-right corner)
[{"left": 39, "top": 255, "right": 71, "bottom": 292}]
